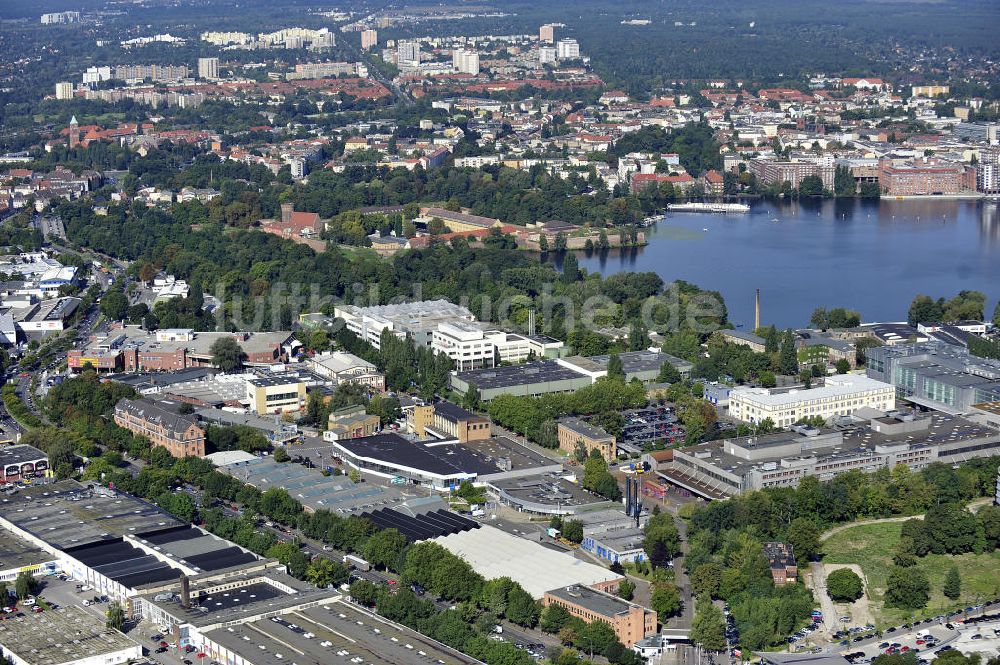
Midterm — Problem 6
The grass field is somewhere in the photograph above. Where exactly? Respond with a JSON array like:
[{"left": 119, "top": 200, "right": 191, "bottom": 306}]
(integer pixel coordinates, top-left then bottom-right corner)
[{"left": 822, "top": 522, "right": 1000, "bottom": 627}]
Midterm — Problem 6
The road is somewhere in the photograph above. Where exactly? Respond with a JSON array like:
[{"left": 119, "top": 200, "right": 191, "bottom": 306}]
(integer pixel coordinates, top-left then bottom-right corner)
[{"left": 809, "top": 562, "right": 842, "bottom": 634}]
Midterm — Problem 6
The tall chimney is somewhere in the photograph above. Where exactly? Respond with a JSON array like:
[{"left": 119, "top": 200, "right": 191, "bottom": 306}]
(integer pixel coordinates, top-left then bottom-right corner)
[
  {"left": 179, "top": 573, "right": 190, "bottom": 608},
  {"left": 280, "top": 202, "right": 293, "bottom": 224},
  {"left": 755, "top": 288, "right": 760, "bottom": 331}
]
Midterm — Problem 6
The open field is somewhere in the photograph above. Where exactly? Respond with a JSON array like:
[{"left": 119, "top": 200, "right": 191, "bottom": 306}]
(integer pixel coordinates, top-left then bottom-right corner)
[{"left": 822, "top": 522, "right": 1000, "bottom": 627}]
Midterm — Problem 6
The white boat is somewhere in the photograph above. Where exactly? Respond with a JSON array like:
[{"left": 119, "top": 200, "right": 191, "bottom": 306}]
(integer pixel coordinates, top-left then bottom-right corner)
[{"left": 666, "top": 202, "right": 750, "bottom": 214}]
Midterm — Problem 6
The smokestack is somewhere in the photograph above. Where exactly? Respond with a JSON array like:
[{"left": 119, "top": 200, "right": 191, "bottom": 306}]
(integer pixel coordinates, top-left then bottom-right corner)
[
  {"left": 179, "top": 573, "right": 190, "bottom": 608},
  {"left": 280, "top": 202, "right": 293, "bottom": 224},
  {"left": 755, "top": 288, "right": 760, "bottom": 331}
]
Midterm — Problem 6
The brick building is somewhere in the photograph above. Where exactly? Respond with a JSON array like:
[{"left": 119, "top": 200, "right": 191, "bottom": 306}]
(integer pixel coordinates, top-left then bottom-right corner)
[
  {"left": 543, "top": 585, "right": 657, "bottom": 647},
  {"left": 114, "top": 398, "right": 206, "bottom": 458},
  {"left": 558, "top": 418, "right": 615, "bottom": 461},
  {"left": 763, "top": 541, "right": 797, "bottom": 586},
  {"left": 878, "top": 159, "right": 970, "bottom": 196}
]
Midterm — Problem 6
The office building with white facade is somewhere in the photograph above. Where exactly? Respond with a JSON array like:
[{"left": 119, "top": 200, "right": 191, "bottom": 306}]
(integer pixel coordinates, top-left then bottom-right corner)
[{"left": 729, "top": 375, "right": 895, "bottom": 427}]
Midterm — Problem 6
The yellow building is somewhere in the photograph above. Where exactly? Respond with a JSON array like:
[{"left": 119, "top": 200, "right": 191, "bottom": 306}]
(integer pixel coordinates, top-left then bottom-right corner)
[
  {"left": 911, "top": 85, "right": 949, "bottom": 98},
  {"left": 420, "top": 207, "right": 502, "bottom": 233},
  {"left": 246, "top": 376, "right": 306, "bottom": 415}
]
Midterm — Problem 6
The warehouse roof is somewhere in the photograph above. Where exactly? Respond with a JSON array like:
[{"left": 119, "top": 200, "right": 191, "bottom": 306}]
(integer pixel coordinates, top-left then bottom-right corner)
[{"left": 433, "top": 524, "right": 622, "bottom": 598}]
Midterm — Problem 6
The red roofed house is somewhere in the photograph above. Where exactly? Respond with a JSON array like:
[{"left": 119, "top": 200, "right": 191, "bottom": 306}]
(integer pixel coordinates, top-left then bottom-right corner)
[
  {"left": 703, "top": 170, "right": 725, "bottom": 195},
  {"left": 842, "top": 77, "right": 887, "bottom": 91},
  {"left": 630, "top": 172, "right": 696, "bottom": 193},
  {"left": 260, "top": 203, "right": 324, "bottom": 250}
]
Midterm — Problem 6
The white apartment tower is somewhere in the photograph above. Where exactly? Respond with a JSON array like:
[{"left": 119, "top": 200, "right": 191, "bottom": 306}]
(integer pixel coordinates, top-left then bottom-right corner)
[
  {"left": 556, "top": 38, "right": 580, "bottom": 60},
  {"left": 197, "top": 57, "right": 219, "bottom": 80},
  {"left": 397, "top": 41, "right": 421, "bottom": 68},
  {"left": 55, "top": 82, "right": 74, "bottom": 100},
  {"left": 452, "top": 49, "right": 480, "bottom": 75},
  {"left": 538, "top": 46, "right": 557, "bottom": 65}
]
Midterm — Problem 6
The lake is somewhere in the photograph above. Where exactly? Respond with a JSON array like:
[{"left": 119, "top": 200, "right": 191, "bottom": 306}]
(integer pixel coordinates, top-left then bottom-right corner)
[{"left": 571, "top": 198, "right": 1000, "bottom": 329}]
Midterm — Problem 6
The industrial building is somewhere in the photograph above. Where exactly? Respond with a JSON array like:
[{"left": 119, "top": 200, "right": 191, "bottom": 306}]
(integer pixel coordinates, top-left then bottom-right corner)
[
  {"left": 0, "top": 444, "right": 49, "bottom": 484},
  {"left": 487, "top": 472, "right": 615, "bottom": 515},
  {"left": 334, "top": 300, "right": 475, "bottom": 349},
  {"left": 0, "top": 605, "right": 142, "bottom": 665},
  {"left": 432, "top": 524, "right": 623, "bottom": 598},
  {"left": 728, "top": 375, "right": 895, "bottom": 427},
  {"left": 0, "top": 481, "right": 268, "bottom": 615},
  {"left": 199, "top": 599, "right": 478, "bottom": 665},
  {"left": 658, "top": 411, "right": 1000, "bottom": 498},
  {"left": 543, "top": 585, "right": 657, "bottom": 647},
  {"left": 330, "top": 433, "right": 561, "bottom": 490},
  {"left": 450, "top": 351, "right": 691, "bottom": 401},
  {"left": 866, "top": 341, "right": 1000, "bottom": 414},
  {"left": 210, "top": 453, "right": 411, "bottom": 514}
]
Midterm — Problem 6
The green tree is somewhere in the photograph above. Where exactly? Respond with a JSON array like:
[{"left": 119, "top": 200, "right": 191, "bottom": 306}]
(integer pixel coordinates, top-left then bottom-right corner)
[
  {"left": 562, "top": 519, "right": 584, "bottom": 544},
  {"left": 691, "top": 595, "right": 726, "bottom": 651},
  {"left": 835, "top": 358, "right": 851, "bottom": 374},
  {"left": 349, "top": 579, "right": 379, "bottom": 605},
  {"left": 364, "top": 528, "right": 408, "bottom": 570},
  {"left": 607, "top": 353, "right": 625, "bottom": 381},
  {"left": 779, "top": 329, "right": 799, "bottom": 375},
  {"left": 106, "top": 601, "right": 126, "bottom": 631},
  {"left": 561, "top": 252, "right": 580, "bottom": 283},
  {"left": 14, "top": 571, "right": 36, "bottom": 600},
  {"left": 826, "top": 568, "right": 864, "bottom": 602},
  {"left": 100, "top": 290, "right": 128, "bottom": 321},
  {"left": 798, "top": 175, "right": 824, "bottom": 197},
  {"left": 307, "top": 557, "right": 349, "bottom": 589},
  {"left": 650, "top": 583, "right": 682, "bottom": 622},
  {"left": 618, "top": 579, "right": 636, "bottom": 600},
  {"left": 786, "top": 517, "right": 821, "bottom": 564},
  {"left": 643, "top": 513, "right": 681, "bottom": 568},
  {"left": 463, "top": 385, "right": 481, "bottom": 411},
  {"left": 273, "top": 446, "right": 290, "bottom": 463},
  {"left": 943, "top": 565, "right": 961, "bottom": 600},
  {"left": 540, "top": 602, "right": 572, "bottom": 633},
  {"left": 690, "top": 563, "right": 723, "bottom": 598},
  {"left": 885, "top": 566, "right": 930, "bottom": 610},
  {"left": 210, "top": 336, "right": 245, "bottom": 372},
  {"left": 907, "top": 295, "right": 944, "bottom": 327}
]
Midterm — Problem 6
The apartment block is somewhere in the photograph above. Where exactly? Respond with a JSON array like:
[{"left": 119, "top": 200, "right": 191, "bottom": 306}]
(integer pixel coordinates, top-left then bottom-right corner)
[
  {"left": 55, "top": 82, "right": 74, "bottom": 100},
  {"left": 878, "top": 159, "right": 970, "bottom": 196},
  {"left": 197, "top": 57, "right": 219, "bottom": 80},
  {"left": 114, "top": 398, "right": 206, "bottom": 457},
  {"left": 361, "top": 29, "right": 378, "bottom": 50},
  {"left": 539, "top": 24, "right": 555, "bottom": 43}
]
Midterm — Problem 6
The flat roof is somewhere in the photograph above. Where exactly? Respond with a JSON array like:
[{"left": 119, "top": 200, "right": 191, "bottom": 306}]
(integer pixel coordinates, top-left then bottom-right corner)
[
  {"left": 455, "top": 360, "right": 588, "bottom": 390},
  {"left": 433, "top": 524, "right": 622, "bottom": 599},
  {"left": 142, "top": 571, "right": 326, "bottom": 628},
  {"left": 0, "top": 444, "right": 47, "bottom": 467},
  {"left": 0, "top": 605, "right": 140, "bottom": 665},
  {"left": 0, "top": 481, "right": 183, "bottom": 549},
  {"left": 203, "top": 599, "right": 478, "bottom": 665},
  {"left": 489, "top": 473, "right": 612, "bottom": 509},
  {"left": 546, "top": 585, "right": 637, "bottom": 619},
  {"left": 0, "top": 526, "right": 54, "bottom": 573},
  {"left": 730, "top": 375, "right": 893, "bottom": 408}
]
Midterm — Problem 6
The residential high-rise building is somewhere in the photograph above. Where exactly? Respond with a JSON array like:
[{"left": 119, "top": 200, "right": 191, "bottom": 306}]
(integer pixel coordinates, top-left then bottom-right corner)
[
  {"left": 538, "top": 46, "right": 557, "bottom": 65},
  {"left": 452, "top": 49, "right": 480, "bottom": 75},
  {"left": 396, "top": 40, "right": 420, "bottom": 68},
  {"left": 978, "top": 147, "right": 1000, "bottom": 195},
  {"left": 556, "top": 38, "right": 580, "bottom": 60},
  {"left": 539, "top": 24, "right": 554, "bottom": 43},
  {"left": 55, "top": 82, "right": 74, "bottom": 100},
  {"left": 197, "top": 57, "right": 219, "bottom": 80},
  {"left": 40, "top": 11, "right": 80, "bottom": 24},
  {"left": 361, "top": 29, "right": 378, "bottom": 50}
]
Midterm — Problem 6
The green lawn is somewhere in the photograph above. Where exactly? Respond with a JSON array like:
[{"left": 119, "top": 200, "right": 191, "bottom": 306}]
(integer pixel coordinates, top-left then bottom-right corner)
[{"left": 822, "top": 522, "right": 1000, "bottom": 627}]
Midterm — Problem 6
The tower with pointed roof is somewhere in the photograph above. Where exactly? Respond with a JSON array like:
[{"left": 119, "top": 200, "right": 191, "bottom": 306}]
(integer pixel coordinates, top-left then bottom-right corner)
[{"left": 68, "top": 115, "right": 79, "bottom": 149}]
